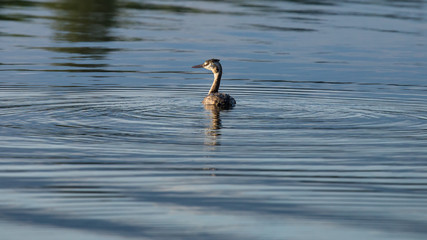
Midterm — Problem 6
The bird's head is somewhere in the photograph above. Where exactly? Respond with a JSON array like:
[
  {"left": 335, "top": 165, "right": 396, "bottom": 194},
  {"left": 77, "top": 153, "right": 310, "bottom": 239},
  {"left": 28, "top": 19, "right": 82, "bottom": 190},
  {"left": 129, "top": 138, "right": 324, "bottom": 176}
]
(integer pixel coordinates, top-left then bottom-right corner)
[{"left": 192, "top": 58, "right": 222, "bottom": 74}]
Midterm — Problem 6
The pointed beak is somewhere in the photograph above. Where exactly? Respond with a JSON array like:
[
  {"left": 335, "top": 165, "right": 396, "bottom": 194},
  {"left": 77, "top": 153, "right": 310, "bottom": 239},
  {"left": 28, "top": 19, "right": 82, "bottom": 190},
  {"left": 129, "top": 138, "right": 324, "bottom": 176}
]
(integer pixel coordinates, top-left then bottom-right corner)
[{"left": 192, "top": 64, "right": 204, "bottom": 68}]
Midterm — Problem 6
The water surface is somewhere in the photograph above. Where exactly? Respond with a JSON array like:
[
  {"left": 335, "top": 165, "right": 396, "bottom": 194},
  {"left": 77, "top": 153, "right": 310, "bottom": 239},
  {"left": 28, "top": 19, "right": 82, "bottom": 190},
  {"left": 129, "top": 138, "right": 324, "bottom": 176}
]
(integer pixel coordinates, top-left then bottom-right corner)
[{"left": 1, "top": 0, "right": 427, "bottom": 239}]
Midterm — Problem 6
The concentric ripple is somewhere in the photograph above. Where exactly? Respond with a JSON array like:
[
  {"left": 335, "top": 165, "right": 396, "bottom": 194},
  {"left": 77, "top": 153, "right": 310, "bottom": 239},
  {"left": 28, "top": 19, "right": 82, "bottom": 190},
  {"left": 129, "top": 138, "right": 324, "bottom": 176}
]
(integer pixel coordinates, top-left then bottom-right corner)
[{"left": 1, "top": 0, "right": 427, "bottom": 239}]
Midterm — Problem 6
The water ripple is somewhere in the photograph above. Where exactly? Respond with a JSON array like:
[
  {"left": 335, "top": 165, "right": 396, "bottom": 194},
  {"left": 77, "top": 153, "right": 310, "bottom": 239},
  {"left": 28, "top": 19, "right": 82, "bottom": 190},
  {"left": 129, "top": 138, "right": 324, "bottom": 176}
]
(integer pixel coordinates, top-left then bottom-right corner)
[{"left": 1, "top": 0, "right": 427, "bottom": 239}]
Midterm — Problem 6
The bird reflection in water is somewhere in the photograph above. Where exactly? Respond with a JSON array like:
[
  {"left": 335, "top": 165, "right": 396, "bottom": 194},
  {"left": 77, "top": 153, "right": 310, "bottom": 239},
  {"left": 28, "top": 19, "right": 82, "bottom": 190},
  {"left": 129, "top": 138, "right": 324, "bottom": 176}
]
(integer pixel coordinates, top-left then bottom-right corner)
[{"left": 204, "top": 104, "right": 223, "bottom": 147}]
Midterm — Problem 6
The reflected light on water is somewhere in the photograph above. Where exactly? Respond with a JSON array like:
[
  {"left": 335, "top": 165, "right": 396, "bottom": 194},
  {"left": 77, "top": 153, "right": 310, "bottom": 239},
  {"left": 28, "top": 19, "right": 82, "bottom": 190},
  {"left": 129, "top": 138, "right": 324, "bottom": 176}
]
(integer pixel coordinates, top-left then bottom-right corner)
[{"left": 1, "top": 0, "right": 427, "bottom": 240}]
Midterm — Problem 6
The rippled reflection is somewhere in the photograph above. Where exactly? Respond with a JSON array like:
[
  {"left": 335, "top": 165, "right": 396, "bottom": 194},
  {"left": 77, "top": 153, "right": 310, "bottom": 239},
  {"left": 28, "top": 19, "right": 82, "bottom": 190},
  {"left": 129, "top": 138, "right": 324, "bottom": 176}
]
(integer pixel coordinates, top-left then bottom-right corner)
[
  {"left": 48, "top": 0, "right": 117, "bottom": 43},
  {"left": 203, "top": 105, "right": 223, "bottom": 147}
]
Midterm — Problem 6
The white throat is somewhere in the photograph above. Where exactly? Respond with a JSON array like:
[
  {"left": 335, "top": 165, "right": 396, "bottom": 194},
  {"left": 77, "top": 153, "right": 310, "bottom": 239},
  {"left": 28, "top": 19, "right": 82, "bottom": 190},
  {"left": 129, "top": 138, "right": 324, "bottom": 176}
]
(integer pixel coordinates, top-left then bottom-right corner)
[{"left": 208, "top": 62, "right": 222, "bottom": 94}]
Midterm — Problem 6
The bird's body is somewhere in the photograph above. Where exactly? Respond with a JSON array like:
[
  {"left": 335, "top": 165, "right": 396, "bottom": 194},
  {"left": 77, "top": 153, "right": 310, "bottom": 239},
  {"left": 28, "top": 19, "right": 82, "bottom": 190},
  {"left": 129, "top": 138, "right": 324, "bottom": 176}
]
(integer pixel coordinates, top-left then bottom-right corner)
[
  {"left": 202, "top": 92, "right": 236, "bottom": 108},
  {"left": 192, "top": 59, "right": 236, "bottom": 109}
]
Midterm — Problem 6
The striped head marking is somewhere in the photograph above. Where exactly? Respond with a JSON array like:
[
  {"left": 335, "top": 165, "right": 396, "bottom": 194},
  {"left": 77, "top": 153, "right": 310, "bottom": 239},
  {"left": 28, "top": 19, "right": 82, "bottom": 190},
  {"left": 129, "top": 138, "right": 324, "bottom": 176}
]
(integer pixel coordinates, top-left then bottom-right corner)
[{"left": 192, "top": 59, "right": 221, "bottom": 73}]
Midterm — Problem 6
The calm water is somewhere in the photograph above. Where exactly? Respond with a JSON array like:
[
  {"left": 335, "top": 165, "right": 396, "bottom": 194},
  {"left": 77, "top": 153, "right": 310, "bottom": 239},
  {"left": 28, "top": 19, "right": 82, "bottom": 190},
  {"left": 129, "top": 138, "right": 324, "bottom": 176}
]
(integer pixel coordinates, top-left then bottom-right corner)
[{"left": 1, "top": 0, "right": 427, "bottom": 239}]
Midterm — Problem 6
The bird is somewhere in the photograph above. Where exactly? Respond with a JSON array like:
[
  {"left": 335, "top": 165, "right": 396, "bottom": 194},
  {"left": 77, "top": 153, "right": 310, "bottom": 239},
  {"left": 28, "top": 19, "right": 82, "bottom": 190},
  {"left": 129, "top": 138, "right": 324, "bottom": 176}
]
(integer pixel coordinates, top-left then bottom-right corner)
[{"left": 192, "top": 59, "right": 236, "bottom": 109}]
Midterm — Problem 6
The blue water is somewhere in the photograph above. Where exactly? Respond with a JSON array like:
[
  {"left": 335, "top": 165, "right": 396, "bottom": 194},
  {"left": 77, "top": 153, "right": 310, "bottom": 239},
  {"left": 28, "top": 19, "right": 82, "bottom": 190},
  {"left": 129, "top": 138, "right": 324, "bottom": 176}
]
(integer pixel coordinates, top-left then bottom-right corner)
[{"left": 1, "top": 0, "right": 427, "bottom": 239}]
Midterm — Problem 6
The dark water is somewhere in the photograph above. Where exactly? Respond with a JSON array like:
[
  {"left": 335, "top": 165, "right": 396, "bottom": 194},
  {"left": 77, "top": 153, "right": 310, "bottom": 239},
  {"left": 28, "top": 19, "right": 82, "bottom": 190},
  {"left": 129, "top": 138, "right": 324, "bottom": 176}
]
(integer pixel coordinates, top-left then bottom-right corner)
[{"left": 1, "top": 0, "right": 427, "bottom": 239}]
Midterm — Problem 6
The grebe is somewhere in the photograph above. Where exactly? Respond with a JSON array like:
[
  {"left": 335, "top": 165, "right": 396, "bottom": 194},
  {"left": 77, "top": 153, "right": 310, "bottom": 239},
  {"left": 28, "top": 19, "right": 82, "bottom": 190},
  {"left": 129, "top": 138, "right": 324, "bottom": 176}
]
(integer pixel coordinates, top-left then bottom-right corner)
[{"left": 192, "top": 59, "right": 236, "bottom": 109}]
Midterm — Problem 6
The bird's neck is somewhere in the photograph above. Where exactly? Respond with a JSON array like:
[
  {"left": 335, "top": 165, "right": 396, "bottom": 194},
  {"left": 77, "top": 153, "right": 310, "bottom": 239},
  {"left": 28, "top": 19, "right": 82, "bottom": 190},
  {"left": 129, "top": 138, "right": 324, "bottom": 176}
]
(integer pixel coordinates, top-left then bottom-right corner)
[{"left": 208, "top": 66, "right": 222, "bottom": 94}]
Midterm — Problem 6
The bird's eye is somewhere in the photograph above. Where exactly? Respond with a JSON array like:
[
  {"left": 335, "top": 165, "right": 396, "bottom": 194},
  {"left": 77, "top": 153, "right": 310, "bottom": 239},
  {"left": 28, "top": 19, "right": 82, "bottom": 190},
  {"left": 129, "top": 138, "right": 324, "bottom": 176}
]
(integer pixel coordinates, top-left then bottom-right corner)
[{"left": 204, "top": 62, "right": 208, "bottom": 66}]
